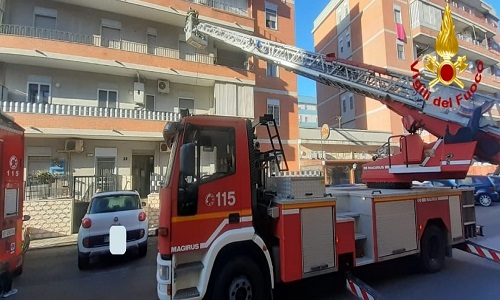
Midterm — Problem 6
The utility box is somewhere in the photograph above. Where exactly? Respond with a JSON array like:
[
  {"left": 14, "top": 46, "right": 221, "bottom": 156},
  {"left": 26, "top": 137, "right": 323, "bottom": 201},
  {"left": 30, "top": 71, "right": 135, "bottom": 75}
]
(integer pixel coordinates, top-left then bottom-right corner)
[{"left": 133, "top": 82, "right": 145, "bottom": 105}]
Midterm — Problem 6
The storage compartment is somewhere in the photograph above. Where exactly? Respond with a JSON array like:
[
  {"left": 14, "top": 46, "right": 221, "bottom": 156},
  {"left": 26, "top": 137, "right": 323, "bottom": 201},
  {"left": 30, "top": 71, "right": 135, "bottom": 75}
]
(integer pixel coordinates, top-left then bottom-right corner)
[
  {"left": 335, "top": 217, "right": 355, "bottom": 255},
  {"left": 267, "top": 176, "right": 325, "bottom": 199},
  {"left": 301, "top": 207, "right": 335, "bottom": 274},
  {"left": 375, "top": 200, "right": 417, "bottom": 258}
]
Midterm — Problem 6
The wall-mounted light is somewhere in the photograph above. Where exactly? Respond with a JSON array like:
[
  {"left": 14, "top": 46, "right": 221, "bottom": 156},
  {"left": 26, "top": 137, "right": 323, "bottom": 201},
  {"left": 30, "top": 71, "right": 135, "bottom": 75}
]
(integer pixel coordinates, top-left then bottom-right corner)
[{"left": 55, "top": 83, "right": 61, "bottom": 88}]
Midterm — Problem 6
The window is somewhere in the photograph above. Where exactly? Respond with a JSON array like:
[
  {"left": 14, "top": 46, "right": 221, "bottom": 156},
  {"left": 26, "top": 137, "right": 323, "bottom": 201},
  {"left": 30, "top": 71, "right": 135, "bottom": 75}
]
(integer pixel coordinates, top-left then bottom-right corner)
[
  {"left": 0, "top": 0, "right": 6, "bottom": 25},
  {"left": 342, "top": 99, "right": 346, "bottom": 113},
  {"left": 34, "top": 7, "right": 57, "bottom": 30},
  {"left": 145, "top": 94, "right": 155, "bottom": 111},
  {"left": 266, "top": 62, "right": 278, "bottom": 77},
  {"left": 346, "top": 32, "right": 351, "bottom": 48},
  {"left": 27, "top": 83, "right": 50, "bottom": 104},
  {"left": 4, "top": 189, "right": 19, "bottom": 217},
  {"left": 265, "top": 2, "right": 278, "bottom": 30},
  {"left": 349, "top": 95, "right": 354, "bottom": 110},
  {"left": 339, "top": 38, "right": 344, "bottom": 53},
  {"left": 397, "top": 42, "right": 405, "bottom": 60},
  {"left": 183, "top": 126, "right": 236, "bottom": 181},
  {"left": 394, "top": 6, "right": 402, "bottom": 24},
  {"left": 89, "top": 194, "right": 140, "bottom": 214},
  {"left": 179, "top": 98, "right": 195, "bottom": 111},
  {"left": 267, "top": 99, "right": 280, "bottom": 126},
  {"left": 147, "top": 27, "right": 157, "bottom": 55},
  {"left": 98, "top": 89, "right": 118, "bottom": 108}
]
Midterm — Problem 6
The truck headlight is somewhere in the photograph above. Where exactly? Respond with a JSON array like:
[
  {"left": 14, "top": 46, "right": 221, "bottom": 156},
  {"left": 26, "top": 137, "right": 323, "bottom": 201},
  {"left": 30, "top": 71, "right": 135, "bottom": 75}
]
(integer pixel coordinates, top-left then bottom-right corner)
[{"left": 158, "top": 265, "right": 170, "bottom": 281}]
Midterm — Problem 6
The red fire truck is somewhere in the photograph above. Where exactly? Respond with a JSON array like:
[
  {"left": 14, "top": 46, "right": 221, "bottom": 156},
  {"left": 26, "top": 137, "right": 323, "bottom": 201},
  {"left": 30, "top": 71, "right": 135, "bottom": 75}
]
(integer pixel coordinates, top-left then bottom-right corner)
[
  {"left": 156, "top": 7, "right": 500, "bottom": 300},
  {"left": 0, "top": 112, "right": 30, "bottom": 277}
]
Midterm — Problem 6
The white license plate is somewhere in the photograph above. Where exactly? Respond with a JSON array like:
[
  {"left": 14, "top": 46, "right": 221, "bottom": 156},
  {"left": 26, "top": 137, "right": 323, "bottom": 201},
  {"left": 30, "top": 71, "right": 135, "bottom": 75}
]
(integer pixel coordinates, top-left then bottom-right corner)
[
  {"left": 104, "top": 236, "right": 109, "bottom": 243},
  {"left": 2, "top": 228, "right": 15, "bottom": 239}
]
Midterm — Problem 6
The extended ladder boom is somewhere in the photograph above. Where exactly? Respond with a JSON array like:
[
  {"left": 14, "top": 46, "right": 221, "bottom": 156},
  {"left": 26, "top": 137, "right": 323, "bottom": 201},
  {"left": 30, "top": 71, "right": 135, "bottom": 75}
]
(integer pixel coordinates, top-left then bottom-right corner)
[{"left": 185, "top": 10, "right": 500, "bottom": 165}]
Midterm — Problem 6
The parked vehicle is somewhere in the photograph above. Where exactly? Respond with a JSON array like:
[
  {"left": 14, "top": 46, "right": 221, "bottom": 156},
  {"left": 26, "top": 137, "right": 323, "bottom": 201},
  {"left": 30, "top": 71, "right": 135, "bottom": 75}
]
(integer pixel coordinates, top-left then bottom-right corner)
[
  {"left": 77, "top": 190, "right": 149, "bottom": 270},
  {"left": 428, "top": 180, "right": 459, "bottom": 188},
  {"left": 456, "top": 176, "right": 499, "bottom": 207}
]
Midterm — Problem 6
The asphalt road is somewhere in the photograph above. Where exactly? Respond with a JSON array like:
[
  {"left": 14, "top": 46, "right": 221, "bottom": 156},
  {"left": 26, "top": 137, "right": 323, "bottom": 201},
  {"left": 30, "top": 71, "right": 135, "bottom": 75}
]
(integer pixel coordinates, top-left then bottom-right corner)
[{"left": 12, "top": 203, "right": 500, "bottom": 300}]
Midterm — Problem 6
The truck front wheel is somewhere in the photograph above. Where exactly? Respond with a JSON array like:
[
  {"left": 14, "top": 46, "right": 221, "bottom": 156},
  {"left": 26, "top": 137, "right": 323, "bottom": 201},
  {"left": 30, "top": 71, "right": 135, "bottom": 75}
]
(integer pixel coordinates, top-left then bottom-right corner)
[
  {"left": 209, "top": 256, "right": 271, "bottom": 300},
  {"left": 420, "top": 224, "right": 446, "bottom": 273}
]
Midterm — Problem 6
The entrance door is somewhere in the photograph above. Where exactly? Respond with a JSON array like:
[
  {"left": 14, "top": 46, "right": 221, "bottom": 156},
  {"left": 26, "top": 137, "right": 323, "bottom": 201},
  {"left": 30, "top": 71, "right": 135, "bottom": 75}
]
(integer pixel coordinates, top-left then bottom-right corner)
[
  {"left": 96, "top": 157, "right": 116, "bottom": 192},
  {"left": 132, "top": 155, "right": 154, "bottom": 198}
]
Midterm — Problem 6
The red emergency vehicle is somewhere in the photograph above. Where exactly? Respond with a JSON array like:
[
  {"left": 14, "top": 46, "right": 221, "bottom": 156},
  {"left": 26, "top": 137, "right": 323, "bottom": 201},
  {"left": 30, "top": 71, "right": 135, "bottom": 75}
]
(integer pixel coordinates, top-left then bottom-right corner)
[
  {"left": 155, "top": 7, "right": 499, "bottom": 300},
  {"left": 0, "top": 112, "right": 30, "bottom": 277}
]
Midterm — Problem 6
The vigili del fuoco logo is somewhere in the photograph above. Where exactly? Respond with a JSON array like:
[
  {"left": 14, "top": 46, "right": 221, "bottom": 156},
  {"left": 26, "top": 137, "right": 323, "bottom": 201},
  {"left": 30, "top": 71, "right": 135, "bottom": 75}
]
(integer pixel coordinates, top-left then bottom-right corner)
[{"left": 410, "top": 2, "right": 484, "bottom": 109}]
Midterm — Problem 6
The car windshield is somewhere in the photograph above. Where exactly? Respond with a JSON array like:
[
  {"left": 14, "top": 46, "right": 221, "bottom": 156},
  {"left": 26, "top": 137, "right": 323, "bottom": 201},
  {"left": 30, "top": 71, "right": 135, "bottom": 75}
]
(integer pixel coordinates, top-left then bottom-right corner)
[
  {"left": 89, "top": 194, "right": 141, "bottom": 214},
  {"left": 489, "top": 176, "right": 500, "bottom": 186}
]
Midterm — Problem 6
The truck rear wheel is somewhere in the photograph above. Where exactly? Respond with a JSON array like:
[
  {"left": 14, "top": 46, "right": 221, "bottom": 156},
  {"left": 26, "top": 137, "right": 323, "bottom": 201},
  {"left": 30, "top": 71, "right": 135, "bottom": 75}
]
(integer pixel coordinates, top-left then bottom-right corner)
[
  {"left": 209, "top": 256, "right": 270, "bottom": 300},
  {"left": 420, "top": 224, "right": 446, "bottom": 273}
]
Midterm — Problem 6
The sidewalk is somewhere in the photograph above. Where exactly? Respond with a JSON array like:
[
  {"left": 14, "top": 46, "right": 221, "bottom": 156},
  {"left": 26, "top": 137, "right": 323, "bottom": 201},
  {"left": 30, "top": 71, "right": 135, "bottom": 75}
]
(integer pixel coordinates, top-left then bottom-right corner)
[{"left": 29, "top": 228, "right": 158, "bottom": 250}]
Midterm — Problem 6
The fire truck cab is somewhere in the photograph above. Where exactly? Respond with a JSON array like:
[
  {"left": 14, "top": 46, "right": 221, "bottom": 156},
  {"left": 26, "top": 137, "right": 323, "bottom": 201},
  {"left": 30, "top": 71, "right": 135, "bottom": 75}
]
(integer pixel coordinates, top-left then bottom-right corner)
[{"left": 0, "top": 112, "right": 30, "bottom": 277}]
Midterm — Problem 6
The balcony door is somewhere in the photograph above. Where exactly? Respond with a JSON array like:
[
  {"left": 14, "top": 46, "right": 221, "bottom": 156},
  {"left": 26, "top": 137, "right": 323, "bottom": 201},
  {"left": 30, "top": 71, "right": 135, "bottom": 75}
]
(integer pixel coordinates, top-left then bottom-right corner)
[
  {"left": 179, "top": 41, "right": 196, "bottom": 62},
  {"left": 27, "top": 83, "right": 51, "bottom": 104},
  {"left": 101, "top": 19, "right": 121, "bottom": 49}
]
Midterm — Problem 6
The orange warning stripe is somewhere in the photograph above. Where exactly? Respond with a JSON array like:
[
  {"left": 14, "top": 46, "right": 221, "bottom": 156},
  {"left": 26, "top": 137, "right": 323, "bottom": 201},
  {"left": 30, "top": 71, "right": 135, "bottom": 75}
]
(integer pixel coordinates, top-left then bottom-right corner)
[{"left": 172, "top": 209, "right": 252, "bottom": 223}]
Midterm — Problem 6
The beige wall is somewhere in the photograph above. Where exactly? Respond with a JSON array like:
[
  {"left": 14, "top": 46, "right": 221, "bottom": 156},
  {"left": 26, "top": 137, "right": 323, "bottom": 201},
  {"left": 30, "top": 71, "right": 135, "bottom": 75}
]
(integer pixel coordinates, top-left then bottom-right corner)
[
  {"left": 5, "top": 64, "right": 213, "bottom": 113},
  {"left": 24, "top": 137, "right": 171, "bottom": 178}
]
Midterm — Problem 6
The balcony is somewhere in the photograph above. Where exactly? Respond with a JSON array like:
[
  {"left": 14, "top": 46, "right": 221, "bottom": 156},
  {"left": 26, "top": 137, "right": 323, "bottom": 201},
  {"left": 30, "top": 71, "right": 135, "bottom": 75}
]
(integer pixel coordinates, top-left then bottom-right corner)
[
  {"left": 411, "top": 25, "right": 500, "bottom": 66},
  {"left": 1, "top": 101, "right": 179, "bottom": 122},
  {"left": 184, "top": 0, "right": 248, "bottom": 17},
  {"left": 0, "top": 25, "right": 254, "bottom": 85},
  {"left": 424, "top": 0, "right": 498, "bottom": 34}
]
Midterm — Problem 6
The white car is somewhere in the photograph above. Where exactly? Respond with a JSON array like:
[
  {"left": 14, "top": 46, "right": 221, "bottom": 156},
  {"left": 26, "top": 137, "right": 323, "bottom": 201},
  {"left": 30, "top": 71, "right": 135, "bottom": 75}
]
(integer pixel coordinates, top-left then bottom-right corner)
[{"left": 77, "top": 190, "right": 149, "bottom": 270}]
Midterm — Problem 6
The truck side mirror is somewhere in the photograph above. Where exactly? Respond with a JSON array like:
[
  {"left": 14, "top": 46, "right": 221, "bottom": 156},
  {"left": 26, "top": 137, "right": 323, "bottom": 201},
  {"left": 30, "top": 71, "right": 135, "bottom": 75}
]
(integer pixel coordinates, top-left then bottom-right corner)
[
  {"left": 23, "top": 215, "right": 31, "bottom": 222},
  {"left": 180, "top": 143, "right": 196, "bottom": 177}
]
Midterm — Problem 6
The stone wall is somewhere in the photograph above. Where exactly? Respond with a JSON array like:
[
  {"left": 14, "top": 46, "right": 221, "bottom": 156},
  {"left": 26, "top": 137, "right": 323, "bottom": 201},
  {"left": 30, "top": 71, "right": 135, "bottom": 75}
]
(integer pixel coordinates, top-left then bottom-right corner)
[
  {"left": 24, "top": 199, "right": 72, "bottom": 240},
  {"left": 146, "top": 193, "right": 160, "bottom": 229}
]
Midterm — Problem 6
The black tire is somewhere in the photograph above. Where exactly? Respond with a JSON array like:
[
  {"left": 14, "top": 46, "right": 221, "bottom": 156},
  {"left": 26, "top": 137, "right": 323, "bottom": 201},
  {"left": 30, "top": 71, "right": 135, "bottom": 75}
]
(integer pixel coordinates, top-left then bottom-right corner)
[
  {"left": 208, "top": 256, "right": 271, "bottom": 300},
  {"left": 78, "top": 252, "right": 90, "bottom": 270},
  {"left": 138, "top": 242, "right": 148, "bottom": 258},
  {"left": 420, "top": 225, "right": 446, "bottom": 273},
  {"left": 477, "top": 194, "right": 492, "bottom": 207}
]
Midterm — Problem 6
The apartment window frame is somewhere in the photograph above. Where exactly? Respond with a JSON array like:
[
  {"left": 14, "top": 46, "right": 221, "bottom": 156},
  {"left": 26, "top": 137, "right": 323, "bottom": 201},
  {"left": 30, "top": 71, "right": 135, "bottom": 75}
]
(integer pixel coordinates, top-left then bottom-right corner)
[
  {"left": 266, "top": 62, "right": 279, "bottom": 77},
  {"left": 393, "top": 5, "right": 402, "bottom": 24},
  {"left": 265, "top": 2, "right": 278, "bottom": 30},
  {"left": 346, "top": 32, "right": 351, "bottom": 49},
  {"left": 341, "top": 95, "right": 347, "bottom": 113},
  {"left": 97, "top": 89, "right": 118, "bottom": 108},
  {"left": 339, "top": 38, "right": 344, "bottom": 53},
  {"left": 26, "top": 82, "right": 51, "bottom": 104},
  {"left": 267, "top": 99, "right": 281, "bottom": 126},
  {"left": 396, "top": 41, "right": 405, "bottom": 60},
  {"left": 145, "top": 94, "right": 155, "bottom": 111},
  {"left": 33, "top": 6, "right": 58, "bottom": 29},
  {"left": 179, "top": 97, "right": 195, "bottom": 112},
  {"left": 349, "top": 94, "right": 354, "bottom": 110}
]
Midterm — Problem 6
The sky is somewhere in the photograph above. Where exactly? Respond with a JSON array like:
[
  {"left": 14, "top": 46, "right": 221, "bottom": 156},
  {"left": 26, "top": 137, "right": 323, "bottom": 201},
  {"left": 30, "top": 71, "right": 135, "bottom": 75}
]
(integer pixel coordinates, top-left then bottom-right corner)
[{"left": 294, "top": 1, "right": 500, "bottom": 98}]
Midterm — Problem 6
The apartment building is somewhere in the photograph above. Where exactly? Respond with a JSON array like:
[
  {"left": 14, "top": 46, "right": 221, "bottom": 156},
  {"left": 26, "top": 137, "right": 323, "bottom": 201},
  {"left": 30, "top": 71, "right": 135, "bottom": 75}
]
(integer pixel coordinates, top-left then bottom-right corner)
[
  {"left": 0, "top": 0, "right": 298, "bottom": 199},
  {"left": 298, "top": 95, "right": 318, "bottom": 128},
  {"left": 312, "top": 0, "right": 500, "bottom": 134}
]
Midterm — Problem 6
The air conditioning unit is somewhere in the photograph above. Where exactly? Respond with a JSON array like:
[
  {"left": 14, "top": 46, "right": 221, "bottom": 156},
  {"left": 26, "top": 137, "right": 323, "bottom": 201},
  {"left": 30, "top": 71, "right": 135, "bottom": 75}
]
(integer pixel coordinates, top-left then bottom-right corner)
[
  {"left": 133, "top": 82, "right": 145, "bottom": 105},
  {"left": 158, "top": 80, "right": 170, "bottom": 94},
  {"left": 160, "top": 142, "right": 170, "bottom": 153},
  {"left": 65, "top": 139, "right": 84, "bottom": 152}
]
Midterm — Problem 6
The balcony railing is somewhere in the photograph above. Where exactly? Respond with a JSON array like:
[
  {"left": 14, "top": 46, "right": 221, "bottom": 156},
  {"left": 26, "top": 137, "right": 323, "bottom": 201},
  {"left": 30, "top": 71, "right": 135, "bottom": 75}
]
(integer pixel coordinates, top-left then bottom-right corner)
[
  {"left": 185, "top": 0, "right": 248, "bottom": 16},
  {"left": 0, "top": 24, "right": 218, "bottom": 66},
  {"left": 1, "top": 100, "right": 180, "bottom": 122}
]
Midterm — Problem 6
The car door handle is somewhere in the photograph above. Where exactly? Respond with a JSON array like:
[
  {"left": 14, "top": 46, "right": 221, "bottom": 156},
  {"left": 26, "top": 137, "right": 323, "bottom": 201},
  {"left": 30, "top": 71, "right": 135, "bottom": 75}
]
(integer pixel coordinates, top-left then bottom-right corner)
[{"left": 228, "top": 213, "right": 240, "bottom": 224}]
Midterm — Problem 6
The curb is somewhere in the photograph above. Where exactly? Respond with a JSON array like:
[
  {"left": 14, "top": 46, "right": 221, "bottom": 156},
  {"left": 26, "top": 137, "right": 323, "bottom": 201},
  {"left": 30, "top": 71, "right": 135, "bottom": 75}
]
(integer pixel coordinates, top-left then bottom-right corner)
[{"left": 28, "top": 229, "right": 158, "bottom": 250}]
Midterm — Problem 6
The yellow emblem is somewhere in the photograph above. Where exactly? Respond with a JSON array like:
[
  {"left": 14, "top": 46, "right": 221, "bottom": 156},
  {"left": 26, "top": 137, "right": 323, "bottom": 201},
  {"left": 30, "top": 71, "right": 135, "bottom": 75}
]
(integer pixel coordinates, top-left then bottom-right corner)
[{"left": 424, "top": 3, "right": 467, "bottom": 89}]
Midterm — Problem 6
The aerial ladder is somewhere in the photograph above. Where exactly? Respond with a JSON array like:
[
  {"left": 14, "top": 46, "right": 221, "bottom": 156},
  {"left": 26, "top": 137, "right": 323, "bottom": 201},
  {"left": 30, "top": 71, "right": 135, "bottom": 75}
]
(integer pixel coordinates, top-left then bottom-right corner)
[{"left": 184, "top": 8, "right": 500, "bottom": 188}]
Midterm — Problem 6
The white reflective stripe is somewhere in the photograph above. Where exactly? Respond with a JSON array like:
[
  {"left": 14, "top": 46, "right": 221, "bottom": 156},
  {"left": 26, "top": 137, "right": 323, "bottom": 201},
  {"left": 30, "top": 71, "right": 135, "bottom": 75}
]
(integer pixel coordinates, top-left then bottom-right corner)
[
  {"left": 282, "top": 209, "right": 300, "bottom": 215},
  {"left": 241, "top": 216, "right": 253, "bottom": 222},
  {"left": 200, "top": 216, "right": 253, "bottom": 249},
  {"left": 353, "top": 283, "right": 363, "bottom": 298},
  {"left": 421, "top": 138, "right": 442, "bottom": 167},
  {"left": 483, "top": 248, "right": 494, "bottom": 260},
  {"left": 390, "top": 166, "right": 441, "bottom": 173},
  {"left": 441, "top": 160, "right": 472, "bottom": 165},
  {"left": 467, "top": 244, "right": 479, "bottom": 255},
  {"left": 201, "top": 219, "right": 228, "bottom": 249}
]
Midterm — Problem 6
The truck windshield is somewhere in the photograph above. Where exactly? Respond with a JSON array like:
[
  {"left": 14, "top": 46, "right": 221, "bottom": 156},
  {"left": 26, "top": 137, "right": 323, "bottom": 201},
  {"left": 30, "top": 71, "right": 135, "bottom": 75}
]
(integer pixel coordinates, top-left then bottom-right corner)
[{"left": 163, "top": 134, "right": 178, "bottom": 187}]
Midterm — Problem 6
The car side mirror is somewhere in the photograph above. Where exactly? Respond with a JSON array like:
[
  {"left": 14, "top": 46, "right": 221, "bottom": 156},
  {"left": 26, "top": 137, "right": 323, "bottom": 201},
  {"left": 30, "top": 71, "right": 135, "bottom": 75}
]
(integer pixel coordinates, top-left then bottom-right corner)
[
  {"left": 23, "top": 215, "right": 31, "bottom": 222},
  {"left": 180, "top": 143, "right": 196, "bottom": 177}
]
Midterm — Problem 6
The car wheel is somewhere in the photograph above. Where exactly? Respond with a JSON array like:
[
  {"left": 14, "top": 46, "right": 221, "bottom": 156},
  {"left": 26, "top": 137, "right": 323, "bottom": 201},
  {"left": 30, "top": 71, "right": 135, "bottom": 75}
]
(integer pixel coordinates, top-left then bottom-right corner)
[
  {"left": 138, "top": 243, "right": 147, "bottom": 258},
  {"left": 78, "top": 252, "right": 90, "bottom": 270},
  {"left": 478, "top": 194, "right": 492, "bottom": 207}
]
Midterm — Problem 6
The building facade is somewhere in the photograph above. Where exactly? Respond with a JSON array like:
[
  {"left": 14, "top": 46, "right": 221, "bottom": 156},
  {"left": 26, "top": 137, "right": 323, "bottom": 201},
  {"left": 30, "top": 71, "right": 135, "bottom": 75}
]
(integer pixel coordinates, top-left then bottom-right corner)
[
  {"left": 298, "top": 95, "right": 318, "bottom": 128},
  {"left": 0, "top": 0, "right": 298, "bottom": 199},
  {"left": 312, "top": 0, "right": 500, "bottom": 174}
]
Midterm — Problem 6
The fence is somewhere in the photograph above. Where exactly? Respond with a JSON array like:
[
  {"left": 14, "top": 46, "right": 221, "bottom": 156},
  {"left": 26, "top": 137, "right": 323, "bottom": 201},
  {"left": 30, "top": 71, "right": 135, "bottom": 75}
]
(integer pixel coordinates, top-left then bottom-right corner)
[
  {"left": 73, "top": 175, "right": 132, "bottom": 202},
  {"left": 24, "top": 176, "right": 70, "bottom": 201}
]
